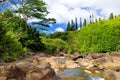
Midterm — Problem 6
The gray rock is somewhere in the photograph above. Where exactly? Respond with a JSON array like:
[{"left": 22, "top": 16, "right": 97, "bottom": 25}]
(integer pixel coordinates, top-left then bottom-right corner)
[{"left": 71, "top": 52, "right": 83, "bottom": 61}]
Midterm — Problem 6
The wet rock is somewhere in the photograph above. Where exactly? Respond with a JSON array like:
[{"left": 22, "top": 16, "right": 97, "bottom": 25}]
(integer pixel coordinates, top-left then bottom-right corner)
[{"left": 71, "top": 52, "right": 83, "bottom": 61}]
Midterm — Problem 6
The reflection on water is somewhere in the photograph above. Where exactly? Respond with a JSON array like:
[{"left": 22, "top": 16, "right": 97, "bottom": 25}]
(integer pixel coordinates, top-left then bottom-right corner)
[{"left": 57, "top": 68, "right": 104, "bottom": 80}]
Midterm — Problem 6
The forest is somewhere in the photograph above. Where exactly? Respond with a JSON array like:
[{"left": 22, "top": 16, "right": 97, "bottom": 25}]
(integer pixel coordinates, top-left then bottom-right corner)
[{"left": 0, "top": 0, "right": 120, "bottom": 62}]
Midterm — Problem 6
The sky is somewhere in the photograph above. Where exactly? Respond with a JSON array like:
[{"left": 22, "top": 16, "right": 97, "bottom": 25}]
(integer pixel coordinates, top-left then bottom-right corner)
[
  {"left": 0, "top": 0, "right": 120, "bottom": 34},
  {"left": 43, "top": 0, "right": 120, "bottom": 34}
]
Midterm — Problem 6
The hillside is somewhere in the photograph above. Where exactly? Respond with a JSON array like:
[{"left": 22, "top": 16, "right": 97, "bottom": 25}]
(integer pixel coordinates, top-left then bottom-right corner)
[
  {"left": 66, "top": 16, "right": 120, "bottom": 53},
  {"left": 49, "top": 16, "right": 120, "bottom": 54}
]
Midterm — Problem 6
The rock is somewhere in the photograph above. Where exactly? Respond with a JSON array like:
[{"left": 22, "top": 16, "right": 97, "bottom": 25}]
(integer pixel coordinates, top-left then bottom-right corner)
[
  {"left": 33, "top": 52, "right": 49, "bottom": 59},
  {"left": 86, "top": 52, "right": 108, "bottom": 59},
  {"left": 60, "top": 77, "right": 85, "bottom": 80},
  {"left": 55, "top": 51, "right": 68, "bottom": 57},
  {"left": 84, "top": 70, "right": 92, "bottom": 74},
  {"left": 5, "top": 65, "right": 25, "bottom": 80},
  {"left": 65, "top": 61, "right": 79, "bottom": 68},
  {"left": 93, "top": 53, "right": 113, "bottom": 66},
  {"left": 110, "top": 52, "right": 120, "bottom": 57},
  {"left": 0, "top": 61, "right": 56, "bottom": 80},
  {"left": 0, "top": 59, "right": 6, "bottom": 65},
  {"left": 99, "top": 61, "right": 120, "bottom": 71},
  {"left": 77, "top": 58, "right": 94, "bottom": 68},
  {"left": 0, "top": 77, "right": 6, "bottom": 80},
  {"left": 71, "top": 52, "right": 83, "bottom": 61},
  {"left": 103, "top": 70, "right": 120, "bottom": 80}
]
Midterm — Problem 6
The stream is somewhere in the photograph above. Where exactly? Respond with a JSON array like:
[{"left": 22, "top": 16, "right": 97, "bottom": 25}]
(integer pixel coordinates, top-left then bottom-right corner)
[
  {"left": 54, "top": 57, "right": 105, "bottom": 80},
  {"left": 56, "top": 67, "right": 104, "bottom": 80}
]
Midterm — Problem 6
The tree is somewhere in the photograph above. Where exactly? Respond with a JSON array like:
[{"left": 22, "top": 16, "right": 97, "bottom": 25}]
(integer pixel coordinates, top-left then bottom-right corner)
[
  {"left": 75, "top": 17, "right": 78, "bottom": 30},
  {"left": 0, "top": 11, "right": 26, "bottom": 61},
  {"left": 66, "top": 21, "right": 71, "bottom": 31},
  {"left": 89, "top": 15, "right": 92, "bottom": 24},
  {"left": 95, "top": 18, "right": 98, "bottom": 22},
  {"left": 71, "top": 19, "right": 75, "bottom": 31},
  {"left": 99, "top": 18, "right": 101, "bottom": 21},
  {"left": 80, "top": 17, "right": 82, "bottom": 29},
  {"left": 4, "top": 0, "right": 56, "bottom": 30},
  {"left": 83, "top": 19, "right": 87, "bottom": 26},
  {"left": 109, "top": 13, "right": 114, "bottom": 20}
]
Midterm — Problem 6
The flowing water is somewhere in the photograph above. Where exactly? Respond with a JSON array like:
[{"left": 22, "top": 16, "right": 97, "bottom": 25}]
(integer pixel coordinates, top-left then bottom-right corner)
[
  {"left": 54, "top": 57, "right": 105, "bottom": 80},
  {"left": 56, "top": 68, "right": 104, "bottom": 80}
]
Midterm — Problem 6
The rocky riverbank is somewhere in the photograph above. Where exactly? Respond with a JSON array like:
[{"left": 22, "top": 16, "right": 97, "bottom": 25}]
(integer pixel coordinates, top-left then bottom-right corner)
[
  {"left": 74, "top": 52, "right": 120, "bottom": 80},
  {"left": 0, "top": 52, "right": 120, "bottom": 80},
  {"left": 0, "top": 59, "right": 56, "bottom": 80}
]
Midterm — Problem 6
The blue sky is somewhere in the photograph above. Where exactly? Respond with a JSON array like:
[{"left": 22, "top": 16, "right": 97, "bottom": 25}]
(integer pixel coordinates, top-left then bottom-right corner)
[
  {"left": 43, "top": 0, "right": 120, "bottom": 34},
  {"left": 0, "top": 0, "right": 120, "bottom": 34}
]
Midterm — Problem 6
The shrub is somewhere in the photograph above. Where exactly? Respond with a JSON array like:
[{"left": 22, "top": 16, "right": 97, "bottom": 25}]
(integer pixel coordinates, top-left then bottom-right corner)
[{"left": 41, "top": 37, "right": 68, "bottom": 53}]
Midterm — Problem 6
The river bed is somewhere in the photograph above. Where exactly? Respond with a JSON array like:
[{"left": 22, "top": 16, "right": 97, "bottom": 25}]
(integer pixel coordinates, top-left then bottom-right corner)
[
  {"left": 56, "top": 67, "right": 104, "bottom": 80},
  {"left": 54, "top": 57, "right": 104, "bottom": 80}
]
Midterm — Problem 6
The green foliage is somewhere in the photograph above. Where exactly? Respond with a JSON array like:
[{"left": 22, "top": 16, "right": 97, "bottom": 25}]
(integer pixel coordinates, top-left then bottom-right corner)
[
  {"left": 10, "top": 0, "right": 56, "bottom": 29},
  {"left": 0, "top": 11, "right": 26, "bottom": 61},
  {"left": 1, "top": 35, "right": 25, "bottom": 61},
  {"left": 19, "top": 27, "right": 45, "bottom": 52},
  {"left": 41, "top": 37, "right": 68, "bottom": 53},
  {"left": 67, "top": 16, "right": 120, "bottom": 53},
  {"left": 49, "top": 32, "right": 69, "bottom": 41},
  {"left": 66, "top": 18, "right": 78, "bottom": 31}
]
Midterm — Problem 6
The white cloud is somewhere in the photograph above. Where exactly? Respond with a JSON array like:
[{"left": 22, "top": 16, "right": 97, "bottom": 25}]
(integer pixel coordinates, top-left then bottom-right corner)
[
  {"left": 55, "top": 27, "right": 64, "bottom": 32},
  {"left": 44, "top": 0, "right": 120, "bottom": 24}
]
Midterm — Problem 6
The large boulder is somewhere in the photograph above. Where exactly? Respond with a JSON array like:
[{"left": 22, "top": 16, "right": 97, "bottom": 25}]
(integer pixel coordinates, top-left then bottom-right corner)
[
  {"left": 0, "top": 61, "right": 56, "bottom": 80},
  {"left": 71, "top": 52, "right": 83, "bottom": 61},
  {"left": 93, "top": 53, "right": 113, "bottom": 67}
]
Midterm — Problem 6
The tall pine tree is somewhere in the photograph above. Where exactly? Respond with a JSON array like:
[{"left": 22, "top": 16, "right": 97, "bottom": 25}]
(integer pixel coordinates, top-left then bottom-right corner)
[
  {"left": 109, "top": 13, "right": 114, "bottom": 20},
  {"left": 71, "top": 19, "right": 75, "bottom": 31},
  {"left": 75, "top": 17, "right": 78, "bottom": 30},
  {"left": 89, "top": 15, "right": 92, "bottom": 24},
  {"left": 66, "top": 21, "right": 71, "bottom": 31},
  {"left": 80, "top": 17, "right": 82, "bottom": 29},
  {"left": 83, "top": 19, "right": 87, "bottom": 26}
]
